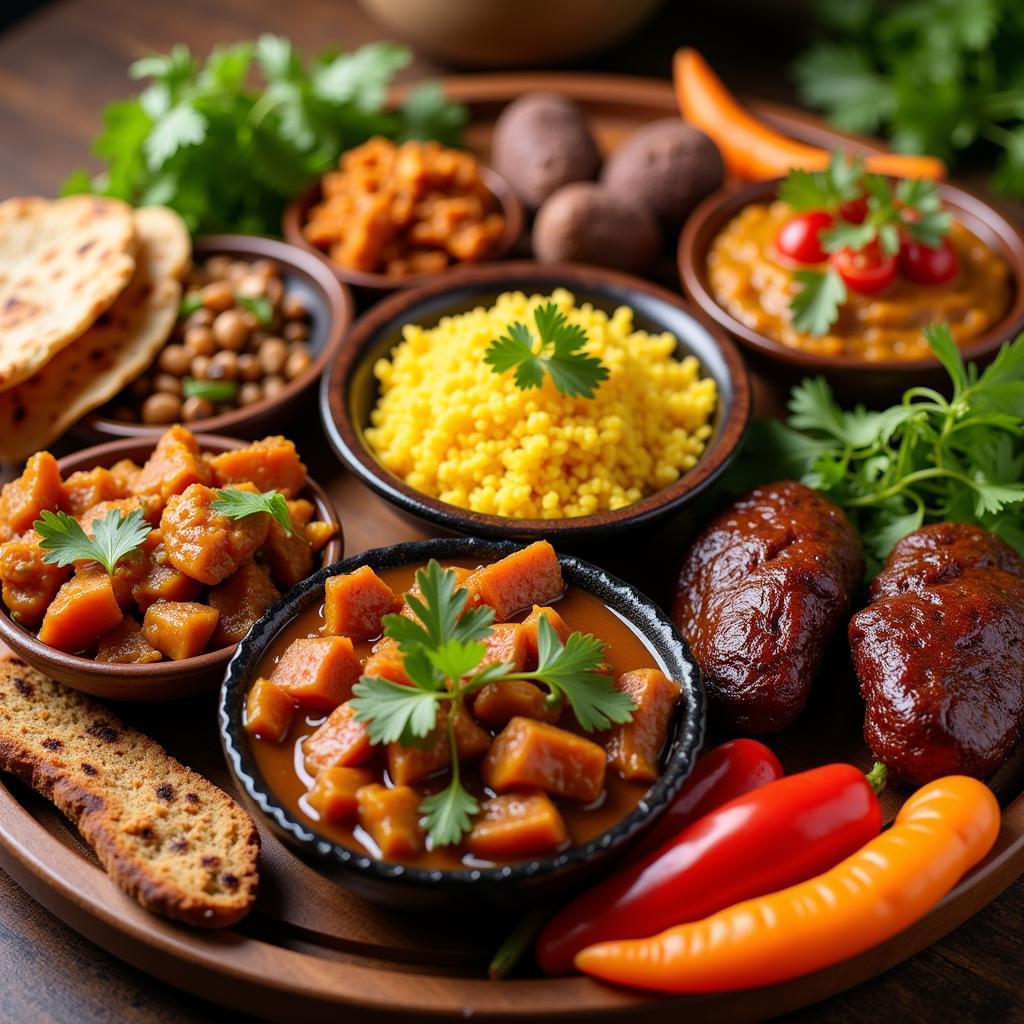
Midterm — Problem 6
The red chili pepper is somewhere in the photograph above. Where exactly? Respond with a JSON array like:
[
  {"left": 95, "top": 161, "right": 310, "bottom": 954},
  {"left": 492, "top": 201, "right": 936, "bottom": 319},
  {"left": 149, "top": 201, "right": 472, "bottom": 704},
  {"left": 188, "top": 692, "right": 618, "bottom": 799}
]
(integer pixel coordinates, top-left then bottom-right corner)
[{"left": 536, "top": 762, "right": 883, "bottom": 976}]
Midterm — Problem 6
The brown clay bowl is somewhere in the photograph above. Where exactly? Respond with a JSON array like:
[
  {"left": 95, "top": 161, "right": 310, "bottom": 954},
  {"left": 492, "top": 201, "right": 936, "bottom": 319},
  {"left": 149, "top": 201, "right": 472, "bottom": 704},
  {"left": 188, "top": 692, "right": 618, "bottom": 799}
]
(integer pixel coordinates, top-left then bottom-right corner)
[
  {"left": 320, "top": 260, "right": 751, "bottom": 542},
  {"left": 679, "top": 178, "right": 1024, "bottom": 402},
  {"left": 80, "top": 236, "right": 355, "bottom": 442},
  {"left": 282, "top": 168, "right": 525, "bottom": 293},
  {"left": 0, "top": 435, "right": 343, "bottom": 702}
]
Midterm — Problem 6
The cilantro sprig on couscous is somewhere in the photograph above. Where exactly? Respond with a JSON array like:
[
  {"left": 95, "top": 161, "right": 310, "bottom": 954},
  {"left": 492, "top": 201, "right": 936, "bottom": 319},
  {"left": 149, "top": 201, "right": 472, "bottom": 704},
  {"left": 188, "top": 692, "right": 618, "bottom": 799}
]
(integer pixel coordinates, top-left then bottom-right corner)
[{"left": 365, "top": 290, "right": 718, "bottom": 519}]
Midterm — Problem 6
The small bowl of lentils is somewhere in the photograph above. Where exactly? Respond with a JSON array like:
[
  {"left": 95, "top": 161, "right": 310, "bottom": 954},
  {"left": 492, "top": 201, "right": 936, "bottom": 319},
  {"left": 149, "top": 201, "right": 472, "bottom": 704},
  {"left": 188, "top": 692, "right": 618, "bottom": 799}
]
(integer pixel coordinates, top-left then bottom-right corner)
[{"left": 81, "top": 235, "right": 354, "bottom": 441}]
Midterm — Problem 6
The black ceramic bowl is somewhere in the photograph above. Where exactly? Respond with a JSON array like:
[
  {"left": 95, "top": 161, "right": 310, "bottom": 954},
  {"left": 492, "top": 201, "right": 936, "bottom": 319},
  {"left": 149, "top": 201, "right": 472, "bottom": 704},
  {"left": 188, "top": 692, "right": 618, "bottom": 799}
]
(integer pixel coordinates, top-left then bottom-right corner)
[
  {"left": 320, "top": 261, "right": 751, "bottom": 542},
  {"left": 219, "top": 537, "right": 705, "bottom": 911}
]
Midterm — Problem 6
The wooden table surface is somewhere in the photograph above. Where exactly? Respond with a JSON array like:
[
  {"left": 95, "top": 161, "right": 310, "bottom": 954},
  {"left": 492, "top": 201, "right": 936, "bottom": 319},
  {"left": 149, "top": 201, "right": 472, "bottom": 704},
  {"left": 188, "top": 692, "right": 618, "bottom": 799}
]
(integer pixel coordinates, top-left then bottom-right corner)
[{"left": 1, "top": 1, "right": 1022, "bottom": 1021}]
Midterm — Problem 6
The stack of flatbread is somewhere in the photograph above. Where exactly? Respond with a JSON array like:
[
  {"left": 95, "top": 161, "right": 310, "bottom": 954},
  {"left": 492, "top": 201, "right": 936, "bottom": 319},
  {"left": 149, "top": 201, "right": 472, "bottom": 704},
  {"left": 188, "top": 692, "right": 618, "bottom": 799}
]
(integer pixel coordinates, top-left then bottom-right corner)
[{"left": 0, "top": 196, "right": 190, "bottom": 461}]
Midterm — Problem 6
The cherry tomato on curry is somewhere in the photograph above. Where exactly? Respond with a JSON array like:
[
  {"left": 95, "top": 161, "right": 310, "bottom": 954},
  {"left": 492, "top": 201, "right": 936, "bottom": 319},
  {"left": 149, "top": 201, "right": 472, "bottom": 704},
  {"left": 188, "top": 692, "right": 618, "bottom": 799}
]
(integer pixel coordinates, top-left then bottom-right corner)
[
  {"left": 775, "top": 211, "right": 833, "bottom": 264},
  {"left": 831, "top": 243, "right": 897, "bottom": 295},
  {"left": 838, "top": 196, "right": 869, "bottom": 224},
  {"left": 899, "top": 237, "right": 958, "bottom": 285}
]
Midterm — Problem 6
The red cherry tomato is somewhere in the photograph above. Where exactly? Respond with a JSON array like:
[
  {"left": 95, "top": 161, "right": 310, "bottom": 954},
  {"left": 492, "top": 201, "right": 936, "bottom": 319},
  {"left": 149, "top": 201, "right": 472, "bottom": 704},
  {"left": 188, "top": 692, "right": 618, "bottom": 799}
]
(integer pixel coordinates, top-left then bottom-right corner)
[
  {"left": 775, "top": 211, "right": 834, "bottom": 264},
  {"left": 831, "top": 243, "right": 897, "bottom": 295},
  {"left": 899, "top": 237, "right": 958, "bottom": 285},
  {"left": 839, "top": 196, "right": 869, "bottom": 224}
]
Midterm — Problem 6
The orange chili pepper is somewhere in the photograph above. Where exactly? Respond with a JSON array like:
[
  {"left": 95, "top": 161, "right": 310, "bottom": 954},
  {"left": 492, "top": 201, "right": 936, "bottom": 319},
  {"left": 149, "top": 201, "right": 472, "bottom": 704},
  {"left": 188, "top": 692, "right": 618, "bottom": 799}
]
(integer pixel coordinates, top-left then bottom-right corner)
[
  {"left": 575, "top": 775, "right": 999, "bottom": 993},
  {"left": 673, "top": 48, "right": 947, "bottom": 182}
]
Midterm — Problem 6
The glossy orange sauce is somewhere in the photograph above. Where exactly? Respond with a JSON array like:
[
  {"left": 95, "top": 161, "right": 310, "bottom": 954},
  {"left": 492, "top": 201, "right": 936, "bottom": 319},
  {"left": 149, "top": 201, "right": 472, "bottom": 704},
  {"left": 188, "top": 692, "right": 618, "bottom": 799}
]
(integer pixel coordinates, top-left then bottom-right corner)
[{"left": 248, "top": 561, "right": 662, "bottom": 869}]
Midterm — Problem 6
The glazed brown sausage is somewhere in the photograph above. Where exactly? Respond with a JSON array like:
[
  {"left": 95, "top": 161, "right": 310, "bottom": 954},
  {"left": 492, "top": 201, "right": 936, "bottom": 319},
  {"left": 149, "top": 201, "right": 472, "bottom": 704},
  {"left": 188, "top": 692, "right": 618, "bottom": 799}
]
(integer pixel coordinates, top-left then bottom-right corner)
[
  {"left": 673, "top": 481, "right": 863, "bottom": 734},
  {"left": 849, "top": 522, "right": 1024, "bottom": 785}
]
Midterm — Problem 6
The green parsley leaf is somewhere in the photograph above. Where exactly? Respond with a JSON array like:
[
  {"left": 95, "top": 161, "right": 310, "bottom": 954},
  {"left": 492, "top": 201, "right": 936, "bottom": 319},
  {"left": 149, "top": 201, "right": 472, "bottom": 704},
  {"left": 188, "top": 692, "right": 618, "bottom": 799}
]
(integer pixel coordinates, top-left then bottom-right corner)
[
  {"left": 234, "top": 294, "right": 273, "bottom": 327},
  {"left": 789, "top": 269, "right": 847, "bottom": 337},
  {"left": 484, "top": 303, "right": 609, "bottom": 399},
  {"left": 180, "top": 292, "right": 204, "bottom": 317},
  {"left": 419, "top": 778, "right": 480, "bottom": 849},
  {"left": 778, "top": 150, "right": 864, "bottom": 211},
  {"left": 182, "top": 377, "right": 239, "bottom": 402},
  {"left": 350, "top": 675, "right": 441, "bottom": 746},
  {"left": 35, "top": 507, "right": 151, "bottom": 576},
  {"left": 211, "top": 487, "right": 299, "bottom": 536},
  {"left": 821, "top": 220, "right": 876, "bottom": 253},
  {"left": 396, "top": 82, "right": 468, "bottom": 146},
  {"left": 923, "top": 323, "right": 967, "bottom": 394}
]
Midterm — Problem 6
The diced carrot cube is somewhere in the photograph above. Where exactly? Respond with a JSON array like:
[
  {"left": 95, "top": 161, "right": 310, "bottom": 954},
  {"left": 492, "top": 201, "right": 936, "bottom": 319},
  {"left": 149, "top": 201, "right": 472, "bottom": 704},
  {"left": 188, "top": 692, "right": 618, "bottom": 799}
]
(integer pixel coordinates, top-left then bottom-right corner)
[
  {"left": 472, "top": 679, "right": 558, "bottom": 729},
  {"left": 209, "top": 561, "right": 280, "bottom": 646},
  {"left": 465, "top": 541, "right": 564, "bottom": 620},
  {"left": 308, "top": 767, "right": 375, "bottom": 824},
  {"left": 0, "top": 452, "right": 64, "bottom": 542},
  {"left": 522, "top": 604, "right": 572, "bottom": 663},
  {"left": 483, "top": 717, "right": 605, "bottom": 803},
  {"left": 480, "top": 622, "right": 528, "bottom": 671},
  {"left": 38, "top": 572, "right": 123, "bottom": 653},
  {"left": 209, "top": 436, "right": 307, "bottom": 498},
  {"left": 363, "top": 637, "right": 410, "bottom": 686},
  {"left": 357, "top": 783, "right": 425, "bottom": 860},
  {"left": 141, "top": 601, "right": 220, "bottom": 660},
  {"left": 287, "top": 499, "right": 315, "bottom": 529},
  {"left": 0, "top": 530, "right": 70, "bottom": 627},
  {"left": 78, "top": 496, "right": 160, "bottom": 534},
  {"left": 605, "top": 669, "right": 680, "bottom": 782},
  {"left": 306, "top": 520, "right": 338, "bottom": 554},
  {"left": 466, "top": 792, "right": 568, "bottom": 860},
  {"left": 387, "top": 705, "right": 490, "bottom": 785},
  {"left": 108, "top": 459, "right": 141, "bottom": 494},
  {"left": 260, "top": 519, "right": 314, "bottom": 590},
  {"left": 93, "top": 550, "right": 150, "bottom": 610},
  {"left": 304, "top": 702, "right": 374, "bottom": 771},
  {"left": 324, "top": 566, "right": 400, "bottom": 641},
  {"left": 131, "top": 546, "right": 203, "bottom": 611},
  {"left": 244, "top": 676, "right": 294, "bottom": 743},
  {"left": 95, "top": 616, "right": 162, "bottom": 665},
  {"left": 131, "top": 425, "right": 213, "bottom": 504},
  {"left": 161, "top": 483, "right": 269, "bottom": 585},
  {"left": 271, "top": 636, "right": 361, "bottom": 710},
  {"left": 62, "top": 467, "right": 123, "bottom": 517}
]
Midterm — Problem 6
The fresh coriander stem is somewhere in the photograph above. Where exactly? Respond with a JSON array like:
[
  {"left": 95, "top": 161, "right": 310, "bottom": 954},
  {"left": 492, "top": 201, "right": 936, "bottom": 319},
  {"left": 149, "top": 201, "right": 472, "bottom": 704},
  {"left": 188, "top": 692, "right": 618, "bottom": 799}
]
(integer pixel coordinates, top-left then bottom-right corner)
[
  {"left": 844, "top": 467, "right": 967, "bottom": 507},
  {"left": 488, "top": 907, "right": 554, "bottom": 980}
]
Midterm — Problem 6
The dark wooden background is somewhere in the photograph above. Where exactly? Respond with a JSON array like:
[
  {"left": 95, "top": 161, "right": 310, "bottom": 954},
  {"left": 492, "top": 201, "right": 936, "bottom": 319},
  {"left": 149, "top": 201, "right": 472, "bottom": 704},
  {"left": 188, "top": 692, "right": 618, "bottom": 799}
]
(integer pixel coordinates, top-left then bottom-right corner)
[{"left": 0, "top": 1, "right": 1022, "bottom": 1021}]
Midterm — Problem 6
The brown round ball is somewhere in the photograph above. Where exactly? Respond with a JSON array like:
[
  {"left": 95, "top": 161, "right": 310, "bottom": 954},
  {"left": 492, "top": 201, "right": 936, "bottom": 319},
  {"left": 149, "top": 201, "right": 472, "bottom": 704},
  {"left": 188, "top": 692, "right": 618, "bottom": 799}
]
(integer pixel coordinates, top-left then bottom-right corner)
[
  {"left": 184, "top": 326, "right": 217, "bottom": 357},
  {"left": 181, "top": 396, "right": 215, "bottom": 421},
  {"left": 284, "top": 346, "right": 311, "bottom": 381},
  {"left": 492, "top": 93, "right": 601, "bottom": 209},
  {"left": 283, "top": 320, "right": 309, "bottom": 343},
  {"left": 158, "top": 344, "right": 192, "bottom": 377},
  {"left": 212, "top": 309, "right": 249, "bottom": 351},
  {"left": 201, "top": 280, "right": 234, "bottom": 312},
  {"left": 153, "top": 373, "right": 183, "bottom": 397},
  {"left": 262, "top": 374, "right": 287, "bottom": 399},
  {"left": 141, "top": 392, "right": 182, "bottom": 425},
  {"left": 189, "top": 354, "right": 212, "bottom": 380},
  {"left": 532, "top": 183, "right": 661, "bottom": 275},
  {"left": 238, "top": 382, "right": 263, "bottom": 406},
  {"left": 237, "top": 353, "right": 262, "bottom": 382},
  {"left": 601, "top": 120, "right": 725, "bottom": 226},
  {"left": 282, "top": 292, "right": 307, "bottom": 320},
  {"left": 208, "top": 350, "right": 239, "bottom": 381},
  {"left": 258, "top": 337, "right": 289, "bottom": 376}
]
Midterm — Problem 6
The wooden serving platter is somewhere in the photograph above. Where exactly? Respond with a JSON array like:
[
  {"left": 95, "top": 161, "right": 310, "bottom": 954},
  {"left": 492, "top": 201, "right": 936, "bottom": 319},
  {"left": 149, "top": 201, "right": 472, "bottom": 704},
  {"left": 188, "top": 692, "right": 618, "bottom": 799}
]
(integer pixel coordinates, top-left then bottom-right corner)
[{"left": 2, "top": 73, "right": 1024, "bottom": 1023}]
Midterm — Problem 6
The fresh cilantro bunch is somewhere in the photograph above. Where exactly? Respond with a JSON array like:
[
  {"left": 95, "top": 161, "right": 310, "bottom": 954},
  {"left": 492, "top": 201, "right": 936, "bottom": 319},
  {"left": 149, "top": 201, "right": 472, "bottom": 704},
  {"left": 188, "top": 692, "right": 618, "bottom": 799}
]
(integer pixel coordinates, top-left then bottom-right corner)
[
  {"left": 740, "top": 324, "right": 1024, "bottom": 575},
  {"left": 63, "top": 36, "right": 467, "bottom": 234},
  {"left": 783, "top": 153, "right": 951, "bottom": 336},
  {"left": 350, "top": 561, "right": 635, "bottom": 847},
  {"left": 484, "top": 303, "right": 609, "bottom": 399},
  {"left": 795, "top": 0, "right": 1024, "bottom": 198}
]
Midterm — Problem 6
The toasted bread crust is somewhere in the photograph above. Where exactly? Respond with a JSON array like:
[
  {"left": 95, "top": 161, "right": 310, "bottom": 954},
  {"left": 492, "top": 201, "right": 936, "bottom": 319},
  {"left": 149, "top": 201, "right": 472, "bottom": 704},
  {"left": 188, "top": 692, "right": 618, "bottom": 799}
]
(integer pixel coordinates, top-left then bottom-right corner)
[{"left": 0, "top": 660, "right": 258, "bottom": 927}]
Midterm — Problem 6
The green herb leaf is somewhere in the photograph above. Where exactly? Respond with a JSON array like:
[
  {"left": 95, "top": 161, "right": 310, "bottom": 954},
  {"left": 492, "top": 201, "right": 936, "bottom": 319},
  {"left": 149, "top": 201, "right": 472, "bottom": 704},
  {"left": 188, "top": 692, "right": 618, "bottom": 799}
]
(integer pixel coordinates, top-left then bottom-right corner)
[
  {"left": 350, "top": 675, "right": 442, "bottom": 746},
  {"left": 789, "top": 269, "right": 847, "bottom": 336},
  {"left": 180, "top": 292, "right": 204, "bottom": 317},
  {"left": 234, "top": 293, "right": 273, "bottom": 327},
  {"left": 778, "top": 150, "right": 864, "bottom": 211},
  {"left": 182, "top": 377, "right": 239, "bottom": 402},
  {"left": 419, "top": 778, "right": 479, "bottom": 849},
  {"left": 923, "top": 323, "right": 967, "bottom": 394},
  {"left": 484, "top": 303, "right": 609, "bottom": 399},
  {"left": 211, "top": 487, "right": 298, "bottom": 536},
  {"left": 34, "top": 507, "right": 151, "bottom": 576}
]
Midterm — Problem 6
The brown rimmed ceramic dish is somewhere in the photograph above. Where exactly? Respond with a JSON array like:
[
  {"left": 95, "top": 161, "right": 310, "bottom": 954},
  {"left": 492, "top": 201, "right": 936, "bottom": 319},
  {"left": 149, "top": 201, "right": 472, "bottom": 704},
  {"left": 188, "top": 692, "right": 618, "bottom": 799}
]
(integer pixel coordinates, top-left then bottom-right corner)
[
  {"left": 0, "top": 434, "right": 343, "bottom": 702},
  {"left": 320, "top": 261, "right": 751, "bottom": 542},
  {"left": 79, "top": 236, "right": 355, "bottom": 443},
  {"left": 283, "top": 168, "right": 525, "bottom": 293},
  {"left": 220, "top": 536, "right": 705, "bottom": 911},
  {"left": 679, "top": 178, "right": 1024, "bottom": 399}
]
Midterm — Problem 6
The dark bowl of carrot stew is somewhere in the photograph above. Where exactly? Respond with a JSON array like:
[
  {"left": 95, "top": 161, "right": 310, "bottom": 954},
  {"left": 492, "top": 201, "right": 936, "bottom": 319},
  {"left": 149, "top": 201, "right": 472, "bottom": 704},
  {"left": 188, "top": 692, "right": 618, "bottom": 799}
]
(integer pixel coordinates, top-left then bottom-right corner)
[{"left": 219, "top": 536, "right": 705, "bottom": 911}]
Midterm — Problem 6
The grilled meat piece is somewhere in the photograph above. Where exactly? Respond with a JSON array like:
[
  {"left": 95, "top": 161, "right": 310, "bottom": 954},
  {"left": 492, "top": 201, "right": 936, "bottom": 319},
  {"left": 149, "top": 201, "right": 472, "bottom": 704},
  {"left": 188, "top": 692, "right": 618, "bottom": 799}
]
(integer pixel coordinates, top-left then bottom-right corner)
[
  {"left": 850, "top": 522, "right": 1024, "bottom": 784},
  {"left": 673, "top": 481, "right": 863, "bottom": 733}
]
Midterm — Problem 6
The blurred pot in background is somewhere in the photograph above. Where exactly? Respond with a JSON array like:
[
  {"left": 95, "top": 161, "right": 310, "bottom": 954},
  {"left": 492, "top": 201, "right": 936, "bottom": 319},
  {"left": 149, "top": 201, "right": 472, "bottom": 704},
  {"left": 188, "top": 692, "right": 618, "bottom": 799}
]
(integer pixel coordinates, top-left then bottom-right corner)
[{"left": 357, "top": 0, "right": 666, "bottom": 67}]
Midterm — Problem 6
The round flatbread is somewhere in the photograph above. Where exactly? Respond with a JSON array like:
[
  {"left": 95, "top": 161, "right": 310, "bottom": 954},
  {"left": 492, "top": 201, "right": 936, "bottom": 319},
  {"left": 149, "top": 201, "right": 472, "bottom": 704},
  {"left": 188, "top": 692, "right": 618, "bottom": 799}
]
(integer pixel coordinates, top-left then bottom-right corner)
[
  {"left": 0, "top": 207, "right": 190, "bottom": 461},
  {"left": 0, "top": 195, "right": 137, "bottom": 392}
]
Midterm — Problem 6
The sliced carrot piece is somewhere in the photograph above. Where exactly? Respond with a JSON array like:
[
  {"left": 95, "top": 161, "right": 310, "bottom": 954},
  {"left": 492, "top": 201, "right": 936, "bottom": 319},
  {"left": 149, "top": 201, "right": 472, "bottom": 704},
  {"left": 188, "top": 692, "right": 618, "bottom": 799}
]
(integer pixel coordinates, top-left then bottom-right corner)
[
  {"left": 387, "top": 705, "right": 490, "bottom": 785},
  {"left": 363, "top": 636, "right": 411, "bottom": 686},
  {"left": 522, "top": 604, "right": 572, "bottom": 663},
  {"left": 605, "top": 669, "right": 680, "bottom": 782},
  {"left": 483, "top": 717, "right": 605, "bottom": 803},
  {"left": 324, "top": 566, "right": 400, "bottom": 641},
  {"left": 38, "top": 572, "right": 123, "bottom": 653},
  {"left": 0, "top": 451, "right": 64, "bottom": 542},
  {"left": 141, "top": 601, "right": 220, "bottom": 660},
  {"left": 95, "top": 615, "right": 162, "bottom": 665},
  {"left": 472, "top": 679, "right": 558, "bottom": 729},
  {"left": 131, "top": 424, "right": 213, "bottom": 505},
  {"left": 308, "top": 767, "right": 376, "bottom": 824},
  {"left": 209, "top": 436, "right": 307, "bottom": 498},
  {"left": 0, "top": 530, "right": 70, "bottom": 627},
  {"left": 467, "top": 792, "right": 568, "bottom": 860},
  {"left": 304, "top": 702, "right": 374, "bottom": 771},
  {"left": 260, "top": 519, "right": 314, "bottom": 590},
  {"left": 271, "top": 636, "right": 361, "bottom": 710},
  {"left": 245, "top": 676, "right": 294, "bottom": 743},
  {"left": 62, "top": 467, "right": 123, "bottom": 517},
  {"left": 480, "top": 622, "right": 528, "bottom": 671},
  {"left": 357, "top": 783, "right": 425, "bottom": 860},
  {"left": 209, "top": 561, "right": 280, "bottom": 646},
  {"left": 465, "top": 541, "right": 564, "bottom": 620}
]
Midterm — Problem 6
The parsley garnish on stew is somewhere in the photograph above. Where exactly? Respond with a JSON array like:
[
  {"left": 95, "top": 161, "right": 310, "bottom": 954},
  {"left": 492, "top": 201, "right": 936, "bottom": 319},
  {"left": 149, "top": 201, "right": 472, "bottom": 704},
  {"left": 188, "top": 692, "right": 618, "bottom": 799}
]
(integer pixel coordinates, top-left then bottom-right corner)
[
  {"left": 211, "top": 487, "right": 301, "bottom": 537},
  {"left": 350, "top": 561, "right": 635, "bottom": 847},
  {"left": 484, "top": 303, "right": 610, "bottom": 399},
  {"left": 35, "top": 507, "right": 152, "bottom": 576}
]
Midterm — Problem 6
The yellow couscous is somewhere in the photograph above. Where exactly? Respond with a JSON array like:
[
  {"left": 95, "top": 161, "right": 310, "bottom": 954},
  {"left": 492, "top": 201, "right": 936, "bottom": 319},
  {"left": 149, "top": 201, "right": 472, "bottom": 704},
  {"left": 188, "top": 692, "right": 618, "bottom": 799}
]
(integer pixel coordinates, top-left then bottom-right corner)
[{"left": 365, "top": 289, "right": 718, "bottom": 519}]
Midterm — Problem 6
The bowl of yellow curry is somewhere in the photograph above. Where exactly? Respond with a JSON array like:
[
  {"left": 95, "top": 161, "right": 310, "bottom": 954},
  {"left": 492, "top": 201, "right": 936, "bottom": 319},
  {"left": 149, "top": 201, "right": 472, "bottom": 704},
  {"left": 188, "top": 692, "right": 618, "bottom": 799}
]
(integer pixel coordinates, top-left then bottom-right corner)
[
  {"left": 679, "top": 165, "right": 1024, "bottom": 398},
  {"left": 320, "top": 261, "right": 750, "bottom": 541}
]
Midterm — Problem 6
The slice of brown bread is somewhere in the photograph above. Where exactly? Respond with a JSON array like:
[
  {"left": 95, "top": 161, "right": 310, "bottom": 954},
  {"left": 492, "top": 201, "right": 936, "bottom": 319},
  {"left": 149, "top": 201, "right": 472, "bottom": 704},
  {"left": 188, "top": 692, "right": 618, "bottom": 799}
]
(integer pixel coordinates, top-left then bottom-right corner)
[{"left": 0, "top": 660, "right": 259, "bottom": 928}]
